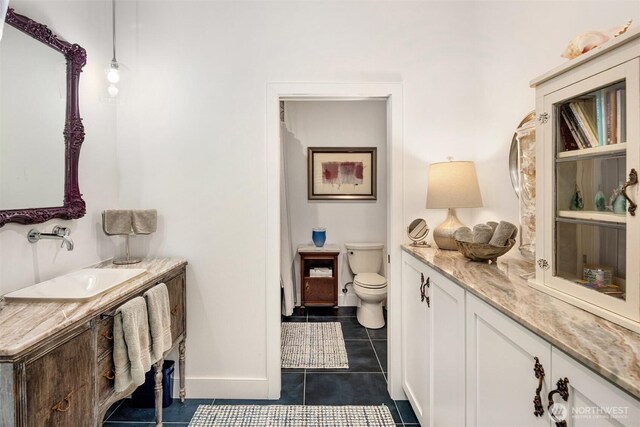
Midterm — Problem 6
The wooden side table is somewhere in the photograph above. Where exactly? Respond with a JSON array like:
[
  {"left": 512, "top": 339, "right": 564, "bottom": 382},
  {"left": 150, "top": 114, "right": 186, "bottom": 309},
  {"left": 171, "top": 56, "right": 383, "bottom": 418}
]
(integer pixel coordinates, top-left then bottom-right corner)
[{"left": 298, "top": 245, "right": 340, "bottom": 312}]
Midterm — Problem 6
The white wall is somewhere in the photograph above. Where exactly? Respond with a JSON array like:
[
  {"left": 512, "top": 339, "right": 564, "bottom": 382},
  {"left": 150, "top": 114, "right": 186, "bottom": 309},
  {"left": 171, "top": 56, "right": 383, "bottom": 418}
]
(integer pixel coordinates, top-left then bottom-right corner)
[
  {"left": 2, "top": 0, "right": 638, "bottom": 402},
  {"left": 0, "top": 0, "right": 119, "bottom": 295},
  {"left": 283, "top": 100, "right": 387, "bottom": 306}
]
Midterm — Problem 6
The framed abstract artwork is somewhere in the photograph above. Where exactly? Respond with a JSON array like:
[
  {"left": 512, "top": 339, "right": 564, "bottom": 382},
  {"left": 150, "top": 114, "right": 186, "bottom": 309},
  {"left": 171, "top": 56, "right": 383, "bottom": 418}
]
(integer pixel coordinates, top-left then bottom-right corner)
[{"left": 307, "top": 147, "right": 377, "bottom": 200}]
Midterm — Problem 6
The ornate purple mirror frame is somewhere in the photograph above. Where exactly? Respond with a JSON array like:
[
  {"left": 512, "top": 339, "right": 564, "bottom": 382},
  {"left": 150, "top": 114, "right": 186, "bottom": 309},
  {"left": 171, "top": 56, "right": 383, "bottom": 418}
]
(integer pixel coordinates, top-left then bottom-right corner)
[{"left": 0, "top": 9, "right": 86, "bottom": 227}]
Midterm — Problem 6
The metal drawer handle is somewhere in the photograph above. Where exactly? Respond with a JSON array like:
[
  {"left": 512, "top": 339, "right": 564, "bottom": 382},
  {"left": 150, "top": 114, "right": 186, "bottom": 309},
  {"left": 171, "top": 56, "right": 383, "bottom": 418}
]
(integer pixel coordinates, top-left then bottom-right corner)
[
  {"left": 533, "top": 357, "right": 545, "bottom": 416},
  {"left": 102, "top": 369, "right": 115, "bottom": 380},
  {"left": 548, "top": 377, "right": 570, "bottom": 427},
  {"left": 171, "top": 304, "right": 179, "bottom": 316},
  {"left": 621, "top": 168, "right": 638, "bottom": 216},
  {"left": 101, "top": 330, "right": 114, "bottom": 340},
  {"left": 51, "top": 390, "right": 74, "bottom": 412}
]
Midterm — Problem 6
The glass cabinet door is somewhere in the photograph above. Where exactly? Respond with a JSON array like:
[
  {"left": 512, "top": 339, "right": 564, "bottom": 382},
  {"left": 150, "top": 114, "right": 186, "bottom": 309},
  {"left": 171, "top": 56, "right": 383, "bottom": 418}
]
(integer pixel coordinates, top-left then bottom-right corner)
[{"left": 542, "top": 58, "right": 640, "bottom": 322}]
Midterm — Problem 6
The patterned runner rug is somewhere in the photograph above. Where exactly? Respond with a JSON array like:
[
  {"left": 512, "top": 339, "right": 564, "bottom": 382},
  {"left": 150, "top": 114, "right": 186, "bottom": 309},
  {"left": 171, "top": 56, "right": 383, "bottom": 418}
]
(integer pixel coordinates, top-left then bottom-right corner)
[
  {"left": 189, "top": 405, "right": 395, "bottom": 426},
  {"left": 281, "top": 322, "right": 348, "bottom": 369}
]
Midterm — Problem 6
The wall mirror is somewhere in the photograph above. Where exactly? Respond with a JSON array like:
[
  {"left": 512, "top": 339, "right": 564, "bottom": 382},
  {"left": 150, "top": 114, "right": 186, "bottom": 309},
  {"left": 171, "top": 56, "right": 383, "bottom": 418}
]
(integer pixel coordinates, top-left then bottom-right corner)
[{"left": 0, "top": 9, "right": 86, "bottom": 227}]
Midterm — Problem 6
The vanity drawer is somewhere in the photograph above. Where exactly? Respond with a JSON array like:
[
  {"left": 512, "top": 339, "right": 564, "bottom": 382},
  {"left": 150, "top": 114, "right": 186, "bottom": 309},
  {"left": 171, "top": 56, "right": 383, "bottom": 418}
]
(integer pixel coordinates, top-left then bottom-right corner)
[
  {"left": 97, "top": 351, "right": 115, "bottom": 404},
  {"left": 96, "top": 316, "right": 115, "bottom": 357}
]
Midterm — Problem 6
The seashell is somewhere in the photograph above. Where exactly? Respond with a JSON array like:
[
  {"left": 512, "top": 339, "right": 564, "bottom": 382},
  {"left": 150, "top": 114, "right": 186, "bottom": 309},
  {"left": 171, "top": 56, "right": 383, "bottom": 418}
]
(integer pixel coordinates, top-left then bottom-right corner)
[
  {"left": 561, "top": 31, "right": 610, "bottom": 59},
  {"left": 607, "top": 19, "right": 632, "bottom": 38},
  {"left": 562, "top": 20, "right": 633, "bottom": 60}
]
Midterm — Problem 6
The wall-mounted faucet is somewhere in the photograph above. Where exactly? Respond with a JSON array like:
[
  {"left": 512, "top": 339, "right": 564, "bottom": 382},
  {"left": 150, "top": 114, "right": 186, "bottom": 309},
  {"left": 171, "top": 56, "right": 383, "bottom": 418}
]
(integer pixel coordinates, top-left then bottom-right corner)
[{"left": 27, "top": 225, "right": 74, "bottom": 251}]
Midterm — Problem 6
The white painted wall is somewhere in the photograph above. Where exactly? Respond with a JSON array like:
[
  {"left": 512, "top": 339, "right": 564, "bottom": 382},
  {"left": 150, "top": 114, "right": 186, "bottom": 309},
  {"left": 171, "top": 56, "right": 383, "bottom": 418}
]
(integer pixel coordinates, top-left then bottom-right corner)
[
  {"left": 0, "top": 0, "right": 119, "bottom": 296},
  {"left": 283, "top": 100, "right": 387, "bottom": 306},
  {"left": 1, "top": 0, "right": 638, "bottom": 402}
]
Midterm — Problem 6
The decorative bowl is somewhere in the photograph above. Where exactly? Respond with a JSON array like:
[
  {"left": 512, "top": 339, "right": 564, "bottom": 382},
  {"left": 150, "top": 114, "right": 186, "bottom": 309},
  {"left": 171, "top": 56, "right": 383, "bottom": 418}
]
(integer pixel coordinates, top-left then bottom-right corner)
[{"left": 455, "top": 239, "right": 516, "bottom": 263}]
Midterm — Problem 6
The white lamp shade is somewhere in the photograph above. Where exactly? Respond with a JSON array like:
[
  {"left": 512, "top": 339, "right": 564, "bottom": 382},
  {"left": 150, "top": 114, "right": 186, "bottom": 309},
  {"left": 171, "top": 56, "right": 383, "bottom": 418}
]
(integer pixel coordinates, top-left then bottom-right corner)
[{"left": 426, "top": 161, "right": 483, "bottom": 209}]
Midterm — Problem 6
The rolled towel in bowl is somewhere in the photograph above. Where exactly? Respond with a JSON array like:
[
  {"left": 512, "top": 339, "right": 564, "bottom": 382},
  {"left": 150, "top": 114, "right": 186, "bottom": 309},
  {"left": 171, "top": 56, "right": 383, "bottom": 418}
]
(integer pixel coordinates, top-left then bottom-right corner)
[
  {"left": 103, "top": 210, "right": 132, "bottom": 236},
  {"left": 454, "top": 227, "right": 473, "bottom": 243},
  {"left": 132, "top": 209, "right": 157, "bottom": 235},
  {"left": 487, "top": 221, "right": 499, "bottom": 233},
  {"left": 489, "top": 221, "right": 518, "bottom": 247},
  {"left": 473, "top": 224, "right": 494, "bottom": 244}
]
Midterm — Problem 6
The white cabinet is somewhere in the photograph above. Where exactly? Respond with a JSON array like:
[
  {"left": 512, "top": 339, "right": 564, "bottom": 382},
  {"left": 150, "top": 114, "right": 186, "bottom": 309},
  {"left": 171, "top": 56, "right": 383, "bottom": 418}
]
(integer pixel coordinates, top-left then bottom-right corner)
[
  {"left": 550, "top": 348, "right": 640, "bottom": 427},
  {"left": 466, "top": 292, "right": 640, "bottom": 427},
  {"left": 530, "top": 28, "right": 640, "bottom": 332},
  {"left": 466, "top": 293, "right": 551, "bottom": 427},
  {"left": 401, "top": 252, "right": 465, "bottom": 427}
]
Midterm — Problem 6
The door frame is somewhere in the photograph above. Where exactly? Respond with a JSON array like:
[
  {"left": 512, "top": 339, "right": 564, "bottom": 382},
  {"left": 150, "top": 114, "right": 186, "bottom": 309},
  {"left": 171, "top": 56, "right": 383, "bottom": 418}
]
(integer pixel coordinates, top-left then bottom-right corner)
[{"left": 265, "top": 82, "right": 404, "bottom": 399}]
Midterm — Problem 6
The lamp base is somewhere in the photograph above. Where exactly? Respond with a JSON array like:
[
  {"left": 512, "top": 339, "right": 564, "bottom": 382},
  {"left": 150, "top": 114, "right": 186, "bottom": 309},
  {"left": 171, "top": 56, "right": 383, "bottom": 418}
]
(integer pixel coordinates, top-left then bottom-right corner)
[{"left": 433, "top": 208, "right": 465, "bottom": 251}]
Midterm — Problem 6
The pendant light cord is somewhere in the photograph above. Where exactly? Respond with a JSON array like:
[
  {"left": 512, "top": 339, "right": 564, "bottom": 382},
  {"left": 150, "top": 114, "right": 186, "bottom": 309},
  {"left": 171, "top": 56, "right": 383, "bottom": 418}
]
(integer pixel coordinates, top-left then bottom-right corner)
[{"left": 111, "top": 0, "right": 117, "bottom": 63}]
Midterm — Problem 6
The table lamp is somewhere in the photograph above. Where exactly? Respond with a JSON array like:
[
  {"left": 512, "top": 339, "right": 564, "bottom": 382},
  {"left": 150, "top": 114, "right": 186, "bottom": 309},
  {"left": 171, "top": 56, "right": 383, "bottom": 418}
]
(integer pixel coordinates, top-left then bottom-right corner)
[{"left": 426, "top": 160, "right": 483, "bottom": 250}]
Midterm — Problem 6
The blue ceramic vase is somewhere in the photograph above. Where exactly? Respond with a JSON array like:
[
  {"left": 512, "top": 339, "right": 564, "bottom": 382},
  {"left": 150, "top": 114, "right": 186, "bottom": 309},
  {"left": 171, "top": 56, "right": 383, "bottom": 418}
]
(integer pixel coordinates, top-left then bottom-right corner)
[{"left": 312, "top": 228, "right": 326, "bottom": 247}]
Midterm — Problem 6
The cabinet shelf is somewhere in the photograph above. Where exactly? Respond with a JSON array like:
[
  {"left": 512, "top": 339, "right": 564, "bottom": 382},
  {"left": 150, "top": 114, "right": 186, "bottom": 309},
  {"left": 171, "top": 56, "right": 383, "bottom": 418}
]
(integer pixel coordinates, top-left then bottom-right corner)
[
  {"left": 557, "top": 210, "right": 627, "bottom": 224},
  {"left": 557, "top": 143, "right": 627, "bottom": 161}
]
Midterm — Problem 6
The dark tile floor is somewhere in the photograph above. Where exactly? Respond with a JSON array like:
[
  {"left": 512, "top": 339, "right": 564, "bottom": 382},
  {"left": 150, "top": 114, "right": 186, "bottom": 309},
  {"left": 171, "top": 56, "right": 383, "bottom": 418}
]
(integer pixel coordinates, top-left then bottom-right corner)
[{"left": 103, "top": 307, "right": 419, "bottom": 426}]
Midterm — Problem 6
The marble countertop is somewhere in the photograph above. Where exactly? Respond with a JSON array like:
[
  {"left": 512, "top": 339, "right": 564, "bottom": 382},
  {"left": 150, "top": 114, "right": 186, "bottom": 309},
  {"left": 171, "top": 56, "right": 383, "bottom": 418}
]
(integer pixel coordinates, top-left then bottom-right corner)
[
  {"left": 0, "top": 257, "right": 187, "bottom": 360},
  {"left": 402, "top": 245, "right": 640, "bottom": 400}
]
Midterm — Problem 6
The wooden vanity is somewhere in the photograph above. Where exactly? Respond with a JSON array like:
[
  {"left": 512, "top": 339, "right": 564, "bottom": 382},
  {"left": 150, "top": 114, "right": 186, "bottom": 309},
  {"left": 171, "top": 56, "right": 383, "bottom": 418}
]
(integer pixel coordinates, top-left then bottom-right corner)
[{"left": 0, "top": 258, "right": 187, "bottom": 427}]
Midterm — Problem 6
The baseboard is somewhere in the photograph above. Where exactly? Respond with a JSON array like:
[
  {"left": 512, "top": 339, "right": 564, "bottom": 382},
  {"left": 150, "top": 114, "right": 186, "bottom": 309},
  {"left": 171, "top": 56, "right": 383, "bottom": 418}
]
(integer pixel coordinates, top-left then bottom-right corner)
[{"left": 172, "top": 377, "right": 271, "bottom": 399}]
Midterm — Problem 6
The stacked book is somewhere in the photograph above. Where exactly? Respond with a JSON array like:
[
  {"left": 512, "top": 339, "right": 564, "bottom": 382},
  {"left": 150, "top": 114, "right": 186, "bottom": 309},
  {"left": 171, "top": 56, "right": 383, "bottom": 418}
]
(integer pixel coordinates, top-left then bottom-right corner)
[{"left": 559, "top": 84, "right": 627, "bottom": 151}]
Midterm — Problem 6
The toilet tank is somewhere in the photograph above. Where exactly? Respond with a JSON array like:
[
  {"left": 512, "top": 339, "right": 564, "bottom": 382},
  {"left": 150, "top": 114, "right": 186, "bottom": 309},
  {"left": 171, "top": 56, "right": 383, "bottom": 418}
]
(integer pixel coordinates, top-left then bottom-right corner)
[{"left": 345, "top": 243, "right": 384, "bottom": 274}]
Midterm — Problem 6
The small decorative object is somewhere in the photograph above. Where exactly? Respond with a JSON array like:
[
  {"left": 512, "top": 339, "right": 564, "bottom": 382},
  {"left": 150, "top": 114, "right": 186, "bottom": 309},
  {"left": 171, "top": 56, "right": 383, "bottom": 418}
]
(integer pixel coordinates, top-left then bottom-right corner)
[
  {"left": 609, "top": 184, "right": 622, "bottom": 211},
  {"left": 570, "top": 183, "right": 584, "bottom": 211},
  {"left": 307, "top": 147, "right": 377, "bottom": 200},
  {"left": 407, "top": 218, "right": 430, "bottom": 247},
  {"left": 594, "top": 187, "right": 606, "bottom": 211},
  {"left": 512, "top": 112, "right": 536, "bottom": 261},
  {"left": 613, "top": 192, "right": 627, "bottom": 214},
  {"left": 472, "top": 224, "right": 493, "bottom": 244},
  {"left": 583, "top": 264, "right": 613, "bottom": 287},
  {"left": 455, "top": 221, "right": 518, "bottom": 263},
  {"left": 312, "top": 227, "right": 326, "bottom": 247},
  {"left": 561, "top": 20, "right": 632, "bottom": 60}
]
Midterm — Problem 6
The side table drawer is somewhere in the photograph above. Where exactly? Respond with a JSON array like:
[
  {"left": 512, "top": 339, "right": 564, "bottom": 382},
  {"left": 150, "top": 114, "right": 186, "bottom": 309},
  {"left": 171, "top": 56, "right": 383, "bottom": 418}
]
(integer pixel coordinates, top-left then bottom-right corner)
[
  {"left": 303, "top": 277, "right": 336, "bottom": 304},
  {"left": 97, "top": 351, "right": 115, "bottom": 404}
]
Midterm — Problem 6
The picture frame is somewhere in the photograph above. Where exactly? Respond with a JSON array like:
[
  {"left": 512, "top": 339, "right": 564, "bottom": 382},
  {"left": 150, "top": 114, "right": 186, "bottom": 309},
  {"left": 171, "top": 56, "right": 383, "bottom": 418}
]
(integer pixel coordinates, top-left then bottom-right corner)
[{"left": 307, "top": 147, "right": 377, "bottom": 200}]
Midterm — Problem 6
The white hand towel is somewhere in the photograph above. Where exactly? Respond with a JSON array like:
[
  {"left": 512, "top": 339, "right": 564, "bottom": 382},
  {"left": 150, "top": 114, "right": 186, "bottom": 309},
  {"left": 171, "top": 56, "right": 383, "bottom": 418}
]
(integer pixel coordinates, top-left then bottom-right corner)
[
  {"left": 102, "top": 210, "right": 133, "bottom": 236},
  {"left": 0, "top": 1, "right": 9, "bottom": 41},
  {"left": 113, "top": 297, "right": 152, "bottom": 392},
  {"left": 132, "top": 209, "right": 157, "bottom": 235},
  {"left": 144, "top": 283, "right": 172, "bottom": 364}
]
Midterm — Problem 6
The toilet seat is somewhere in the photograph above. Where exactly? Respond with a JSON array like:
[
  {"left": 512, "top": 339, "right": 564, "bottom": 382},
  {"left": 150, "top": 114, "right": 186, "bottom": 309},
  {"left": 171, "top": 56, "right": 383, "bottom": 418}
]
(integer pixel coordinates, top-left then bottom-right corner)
[{"left": 354, "top": 273, "right": 387, "bottom": 289}]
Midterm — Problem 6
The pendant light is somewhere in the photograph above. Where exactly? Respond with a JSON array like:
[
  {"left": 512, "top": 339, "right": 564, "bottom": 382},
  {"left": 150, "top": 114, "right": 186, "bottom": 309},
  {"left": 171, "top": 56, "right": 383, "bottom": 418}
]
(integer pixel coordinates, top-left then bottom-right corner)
[{"left": 106, "top": 0, "right": 120, "bottom": 98}]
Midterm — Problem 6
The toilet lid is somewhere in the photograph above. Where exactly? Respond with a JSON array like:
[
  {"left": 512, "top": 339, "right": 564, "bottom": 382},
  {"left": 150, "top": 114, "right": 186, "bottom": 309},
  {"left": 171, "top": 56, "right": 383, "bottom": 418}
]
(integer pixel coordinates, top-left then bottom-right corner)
[{"left": 354, "top": 273, "right": 387, "bottom": 288}]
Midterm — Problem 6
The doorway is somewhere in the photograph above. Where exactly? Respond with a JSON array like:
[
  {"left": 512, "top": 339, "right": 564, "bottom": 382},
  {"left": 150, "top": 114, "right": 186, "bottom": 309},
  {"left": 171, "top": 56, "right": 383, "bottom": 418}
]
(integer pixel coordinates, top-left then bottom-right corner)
[{"left": 266, "top": 83, "right": 404, "bottom": 400}]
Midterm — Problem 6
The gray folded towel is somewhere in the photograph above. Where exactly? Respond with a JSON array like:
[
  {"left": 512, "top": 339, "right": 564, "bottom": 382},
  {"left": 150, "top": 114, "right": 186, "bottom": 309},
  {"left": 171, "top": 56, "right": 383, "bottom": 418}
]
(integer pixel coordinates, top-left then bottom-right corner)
[
  {"left": 144, "top": 283, "right": 172, "bottom": 364},
  {"left": 473, "top": 224, "right": 494, "bottom": 244},
  {"left": 489, "top": 221, "right": 518, "bottom": 247},
  {"left": 132, "top": 209, "right": 158, "bottom": 235},
  {"left": 103, "top": 210, "right": 133, "bottom": 236},
  {"left": 453, "top": 227, "right": 473, "bottom": 243},
  {"left": 487, "top": 221, "right": 499, "bottom": 233},
  {"left": 113, "top": 297, "right": 152, "bottom": 392}
]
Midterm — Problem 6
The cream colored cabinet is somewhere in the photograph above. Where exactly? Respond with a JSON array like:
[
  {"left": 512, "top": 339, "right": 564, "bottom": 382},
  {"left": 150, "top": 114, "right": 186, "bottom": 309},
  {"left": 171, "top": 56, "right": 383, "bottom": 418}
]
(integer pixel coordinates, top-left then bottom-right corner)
[
  {"left": 466, "top": 293, "right": 551, "bottom": 427},
  {"left": 401, "top": 252, "right": 465, "bottom": 427},
  {"left": 530, "top": 28, "right": 640, "bottom": 332}
]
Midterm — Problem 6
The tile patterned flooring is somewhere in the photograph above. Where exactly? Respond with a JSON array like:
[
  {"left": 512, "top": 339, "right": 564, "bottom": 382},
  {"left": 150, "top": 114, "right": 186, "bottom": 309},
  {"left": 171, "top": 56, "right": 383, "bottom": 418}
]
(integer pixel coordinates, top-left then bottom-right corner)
[{"left": 103, "top": 307, "right": 420, "bottom": 426}]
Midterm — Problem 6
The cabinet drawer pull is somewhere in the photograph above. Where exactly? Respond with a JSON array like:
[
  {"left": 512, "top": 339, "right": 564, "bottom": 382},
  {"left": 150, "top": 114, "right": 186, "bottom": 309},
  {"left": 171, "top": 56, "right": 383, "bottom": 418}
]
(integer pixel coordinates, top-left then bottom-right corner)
[
  {"left": 548, "top": 377, "right": 570, "bottom": 427},
  {"left": 621, "top": 168, "right": 638, "bottom": 216},
  {"left": 102, "top": 369, "right": 115, "bottom": 380},
  {"left": 533, "top": 357, "right": 545, "bottom": 416},
  {"left": 101, "top": 330, "right": 114, "bottom": 340},
  {"left": 305, "top": 281, "right": 310, "bottom": 292},
  {"left": 419, "top": 274, "right": 425, "bottom": 301},
  {"left": 51, "top": 390, "right": 74, "bottom": 412},
  {"left": 171, "top": 304, "right": 179, "bottom": 316},
  {"left": 420, "top": 276, "right": 430, "bottom": 307}
]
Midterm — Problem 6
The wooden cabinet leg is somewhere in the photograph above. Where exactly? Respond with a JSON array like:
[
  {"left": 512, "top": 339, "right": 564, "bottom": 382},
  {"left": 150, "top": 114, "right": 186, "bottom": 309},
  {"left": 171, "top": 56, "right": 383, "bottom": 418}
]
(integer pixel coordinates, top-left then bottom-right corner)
[
  {"left": 179, "top": 339, "right": 186, "bottom": 403},
  {"left": 154, "top": 360, "right": 163, "bottom": 426}
]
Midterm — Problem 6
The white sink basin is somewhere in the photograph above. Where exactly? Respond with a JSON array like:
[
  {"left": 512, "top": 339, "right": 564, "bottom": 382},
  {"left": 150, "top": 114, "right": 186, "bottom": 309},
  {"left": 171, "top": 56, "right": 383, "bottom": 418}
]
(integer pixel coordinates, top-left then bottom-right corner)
[{"left": 3, "top": 268, "right": 147, "bottom": 302}]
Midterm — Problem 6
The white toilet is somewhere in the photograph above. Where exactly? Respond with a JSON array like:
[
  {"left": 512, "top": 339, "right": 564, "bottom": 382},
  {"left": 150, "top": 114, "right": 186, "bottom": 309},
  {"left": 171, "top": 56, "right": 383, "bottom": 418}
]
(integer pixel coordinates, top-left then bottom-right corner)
[{"left": 345, "top": 243, "right": 387, "bottom": 329}]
